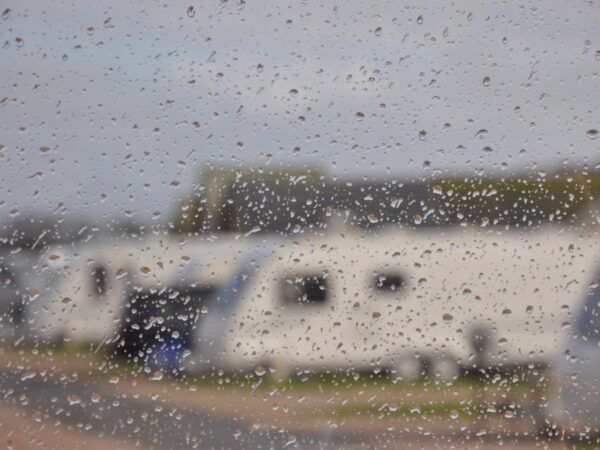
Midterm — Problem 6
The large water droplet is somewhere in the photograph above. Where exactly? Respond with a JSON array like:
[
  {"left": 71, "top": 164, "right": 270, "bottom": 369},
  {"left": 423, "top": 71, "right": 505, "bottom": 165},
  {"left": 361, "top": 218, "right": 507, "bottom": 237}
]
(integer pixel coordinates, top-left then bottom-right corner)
[{"left": 367, "top": 213, "right": 379, "bottom": 224}]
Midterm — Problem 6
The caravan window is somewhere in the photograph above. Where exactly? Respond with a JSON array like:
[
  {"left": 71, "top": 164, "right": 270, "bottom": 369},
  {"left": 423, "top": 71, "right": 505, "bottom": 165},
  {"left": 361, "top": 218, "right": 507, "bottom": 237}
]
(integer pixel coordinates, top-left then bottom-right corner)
[
  {"left": 374, "top": 273, "right": 406, "bottom": 292},
  {"left": 91, "top": 265, "right": 107, "bottom": 296},
  {"left": 282, "top": 274, "right": 328, "bottom": 305}
]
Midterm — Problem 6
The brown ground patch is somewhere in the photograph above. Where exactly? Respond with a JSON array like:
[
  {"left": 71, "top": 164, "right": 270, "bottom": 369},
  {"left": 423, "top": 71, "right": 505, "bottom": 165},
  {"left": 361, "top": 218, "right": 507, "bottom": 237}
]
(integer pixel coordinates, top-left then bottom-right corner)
[{"left": 0, "top": 404, "right": 139, "bottom": 450}]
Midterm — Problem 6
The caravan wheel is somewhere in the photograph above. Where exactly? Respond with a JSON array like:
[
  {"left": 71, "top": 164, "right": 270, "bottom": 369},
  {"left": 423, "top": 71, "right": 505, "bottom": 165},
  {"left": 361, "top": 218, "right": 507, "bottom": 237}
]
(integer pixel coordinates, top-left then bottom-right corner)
[
  {"left": 390, "top": 356, "right": 424, "bottom": 381},
  {"left": 429, "top": 356, "right": 460, "bottom": 382}
]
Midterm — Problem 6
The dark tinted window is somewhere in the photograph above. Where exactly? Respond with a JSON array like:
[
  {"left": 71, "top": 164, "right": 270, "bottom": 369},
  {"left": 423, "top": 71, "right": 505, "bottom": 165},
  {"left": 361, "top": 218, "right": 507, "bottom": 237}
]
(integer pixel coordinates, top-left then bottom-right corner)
[
  {"left": 91, "top": 265, "right": 107, "bottom": 296},
  {"left": 283, "top": 275, "right": 328, "bottom": 305},
  {"left": 374, "top": 273, "right": 406, "bottom": 291}
]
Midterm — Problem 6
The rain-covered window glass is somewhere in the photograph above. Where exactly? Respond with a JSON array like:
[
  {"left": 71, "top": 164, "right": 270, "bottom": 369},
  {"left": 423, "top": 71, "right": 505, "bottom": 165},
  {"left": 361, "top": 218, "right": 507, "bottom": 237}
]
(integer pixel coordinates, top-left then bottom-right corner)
[{"left": 3, "top": 0, "right": 600, "bottom": 447}]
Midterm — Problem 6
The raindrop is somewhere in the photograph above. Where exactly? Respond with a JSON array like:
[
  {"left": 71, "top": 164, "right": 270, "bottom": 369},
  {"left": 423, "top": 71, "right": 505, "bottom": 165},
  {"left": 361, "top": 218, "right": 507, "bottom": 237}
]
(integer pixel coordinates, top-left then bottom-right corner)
[
  {"left": 586, "top": 129, "right": 598, "bottom": 139},
  {"left": 367, "top": 213, "right": 379, "bottom": 224},
  {"left": 140, "top": 266, "right": 151, "bottom": 274},
  {"left": 416, "top": 15, "right": 423, "bottom": 24},
  {"left": 150, "top": 371, "right": 163, "bottom": 381},
  {"left": 450, "top": 410, "right": 459, "bottom": 419},
  {"left": 374, "top": 27, "right": 382, "bottom": 36},
  {"left": 482, "top": 76, "right": 490, "bottom": 86},
  {"left": 482, "top": 146, "right": 494, "bottom": 154},
  {"left": 355, "top": 111, "right": 364, "bottom": 118},
  {"left": 502, "top": 308, "right": 511, "bottom": 317},
  {"left": 67, "top": 394, "right": 81, "bottom": 406},
  {"left": 20, "top": 371, "right": 36, "bottom": 381},
  {"left": 595, "top": 50, "right": 600, "bottom": 61},
  {"left": 418, "top": 130, "right": 427, "bottom": 141},
  {"left": 526, "top": 305, "right": 533, "bottom": 314},
  {"left": 475, "top": 129, "right": 488, "bottom": 139},
  {"left": 442, "top": 313, "right": 453, "bottom": 324},
  {"left": 413, "top": 213, "right": 423, "bottom": 225},
  {"left": 186, "top": 6, "right": 195, "bottom": 17},
  {"left": 255, "top": 365, "right": 267, "bottom": 377}
]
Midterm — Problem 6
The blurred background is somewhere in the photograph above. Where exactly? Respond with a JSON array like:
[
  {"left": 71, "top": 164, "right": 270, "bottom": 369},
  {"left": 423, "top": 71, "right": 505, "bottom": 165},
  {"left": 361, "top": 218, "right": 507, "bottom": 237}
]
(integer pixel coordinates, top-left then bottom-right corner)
[{"left": 1, "top": 0, "right": 600, "bottom": 448}]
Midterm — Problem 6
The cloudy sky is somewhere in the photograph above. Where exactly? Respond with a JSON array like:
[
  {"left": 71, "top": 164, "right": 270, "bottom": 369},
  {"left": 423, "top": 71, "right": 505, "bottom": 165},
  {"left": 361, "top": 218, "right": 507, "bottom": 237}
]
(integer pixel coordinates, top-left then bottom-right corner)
[{"left": 1, "top": 0, "right": 599, "bottom": 223}]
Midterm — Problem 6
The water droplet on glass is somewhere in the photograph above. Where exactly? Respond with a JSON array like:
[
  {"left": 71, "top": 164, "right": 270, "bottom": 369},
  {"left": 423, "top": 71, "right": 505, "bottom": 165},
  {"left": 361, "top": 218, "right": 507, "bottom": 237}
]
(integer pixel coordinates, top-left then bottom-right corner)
[
  {"left": 502, "top": 308, "right": 512, "bottom": 317},
  {"left": 416, "top": 15, "right": 423, "bottom": 24},
  {"left": 586, "top": 129, "right": 598, "bottom": 139},
  {"left": 67, "top": 394, "right": 81, "bottom": 406},
  {"left": 442, "top": 313, "right": 453, "bottom": 324},
  {"left": 367, "top": 213, "right": 379, "bottom": 224},
  {"left": 374, "top": 27, "right": 382, "bottom": 36},
  {"left": 482, "top": 76, "right": 490, "bottom": 86},
  {"left": 475, "top": 129, "right": 488, "bottom": 139},
  {"left": 186, "top": 6, "right": 195, "bottom": 17}
]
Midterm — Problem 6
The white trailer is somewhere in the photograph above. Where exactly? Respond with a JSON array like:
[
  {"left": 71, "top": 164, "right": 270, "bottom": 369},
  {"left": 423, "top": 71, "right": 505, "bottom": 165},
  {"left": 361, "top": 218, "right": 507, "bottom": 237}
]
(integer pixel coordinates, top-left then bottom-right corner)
[
  {"left": 29, "top": 234, "right": 255, "bottom": 345},
  {"left": 186, "top": 227, "right": 600, "bottom": 377}
]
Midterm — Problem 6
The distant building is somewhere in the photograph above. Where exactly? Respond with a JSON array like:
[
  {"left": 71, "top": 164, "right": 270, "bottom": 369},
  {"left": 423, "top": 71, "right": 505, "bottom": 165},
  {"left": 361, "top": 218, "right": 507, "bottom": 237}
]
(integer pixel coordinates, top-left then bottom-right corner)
[
  {"left": 174, "top": 166, "right": 433, "bottom": 235},
  {"left": 173, "top": 166, "right": 596, "bottom": 235}
]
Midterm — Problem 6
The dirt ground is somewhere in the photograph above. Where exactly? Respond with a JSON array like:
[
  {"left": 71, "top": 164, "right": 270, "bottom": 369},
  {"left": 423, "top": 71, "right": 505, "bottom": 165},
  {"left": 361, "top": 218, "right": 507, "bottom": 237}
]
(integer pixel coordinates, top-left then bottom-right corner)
[
  {"left": 0, "top": 404, "right": 138, "bottom": 450},
  {"left": 0, "top": 347, "right": 584, "bottom": 449}
]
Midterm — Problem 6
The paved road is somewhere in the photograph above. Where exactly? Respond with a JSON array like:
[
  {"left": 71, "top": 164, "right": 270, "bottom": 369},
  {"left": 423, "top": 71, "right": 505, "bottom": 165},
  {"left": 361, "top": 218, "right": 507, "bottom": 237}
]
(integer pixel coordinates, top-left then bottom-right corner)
[
  {"left": 0, "top": 370, "right": 342, "bottom": 449},
  {"left": 0, "top": 370, "right": 550, "bottom": 449}
]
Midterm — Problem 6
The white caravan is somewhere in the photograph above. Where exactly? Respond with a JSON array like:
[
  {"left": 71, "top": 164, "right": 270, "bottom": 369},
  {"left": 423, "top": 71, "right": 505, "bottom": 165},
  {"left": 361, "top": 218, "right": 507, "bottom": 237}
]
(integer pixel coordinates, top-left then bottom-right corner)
[
  {"left": 29, "top": 234, "right": 255, "bottom": 344},
  {"left": 186, "top": 227, "right": 600, "bottom": 377}
]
